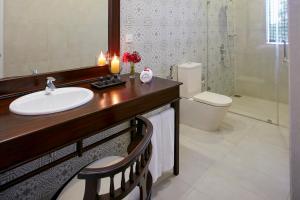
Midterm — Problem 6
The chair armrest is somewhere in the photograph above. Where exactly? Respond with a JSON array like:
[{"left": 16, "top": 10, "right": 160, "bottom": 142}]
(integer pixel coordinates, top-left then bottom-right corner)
[{"left": 78, "top": 116, "right": 153, "bottom": 180}]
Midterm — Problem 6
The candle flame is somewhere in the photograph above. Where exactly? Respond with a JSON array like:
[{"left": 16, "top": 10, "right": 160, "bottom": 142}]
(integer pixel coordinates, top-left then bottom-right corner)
[
  {"left": 97, "top": 51, "right": 106, "bottom": 66},
  {"left": 110, "top": 54, "right": 120, "bottom": 74},
  {"left": 113, "top": 54, "right": 119, "bottom": 61}
]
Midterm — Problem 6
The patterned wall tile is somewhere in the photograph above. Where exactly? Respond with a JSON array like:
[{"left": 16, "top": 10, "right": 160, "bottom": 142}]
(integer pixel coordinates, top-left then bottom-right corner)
[
  {"left": 120, "top": 0, "right": 206, "bottom": 77},
  {"left": 206, "top": 0, "right": 235, "bottom": 96},
  {"left": 122, "top": 0, "right": 236, "bottom": 94}
]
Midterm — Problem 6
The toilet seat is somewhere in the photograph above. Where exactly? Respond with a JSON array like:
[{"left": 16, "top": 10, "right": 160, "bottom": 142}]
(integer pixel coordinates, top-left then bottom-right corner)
[{"left": 193, "top": 91, "right": 232, "bottom": 107}]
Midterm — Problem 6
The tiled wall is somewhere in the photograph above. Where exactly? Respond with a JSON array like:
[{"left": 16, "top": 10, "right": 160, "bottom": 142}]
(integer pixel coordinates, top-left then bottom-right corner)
[
  {"left": 198, "top": 0, "right": 288, "bottom": 101},
  {"left": 3, "top": 0, "right": 288, "bottom": 100},
  {"left": 206, "top": 0, "right": 235, "bottom": 96},
  {"left": 120, "top": 0, "right": 207, "bottom": 78},
  {"left": 120, "top": 0, "right": 236, "bottom": 96}
]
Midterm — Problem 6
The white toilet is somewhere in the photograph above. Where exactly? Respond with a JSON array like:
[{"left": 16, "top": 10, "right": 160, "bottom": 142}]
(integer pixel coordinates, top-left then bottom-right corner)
[{"left": 178, "top": 62, "right": 232, "bottom": 131}]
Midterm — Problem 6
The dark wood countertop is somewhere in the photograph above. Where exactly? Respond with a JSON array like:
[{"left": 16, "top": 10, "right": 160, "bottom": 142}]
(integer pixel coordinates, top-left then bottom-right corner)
[{"left": 0, "top": 75, "right": 181, "bottom": 172}]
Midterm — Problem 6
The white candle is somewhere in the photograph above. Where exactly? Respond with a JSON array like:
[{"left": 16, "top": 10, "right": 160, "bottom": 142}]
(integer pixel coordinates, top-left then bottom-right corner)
[
  {"left": 97, "top": 51, "right": 106, "bottom": 66},
  {"left": 111, "top": 55, "right": 120, "bottom": 74}
]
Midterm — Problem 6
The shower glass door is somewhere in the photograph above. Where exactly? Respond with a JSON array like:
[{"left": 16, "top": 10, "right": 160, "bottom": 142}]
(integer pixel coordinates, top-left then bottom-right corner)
[{"left": 206, "top": 0, "right": 289, "bottom": 126}]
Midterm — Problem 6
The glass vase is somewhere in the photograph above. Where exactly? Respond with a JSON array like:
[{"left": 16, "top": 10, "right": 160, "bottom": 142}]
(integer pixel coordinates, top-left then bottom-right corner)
[{"left": 129, "top": 63, "right": 135, "bottom": 79}]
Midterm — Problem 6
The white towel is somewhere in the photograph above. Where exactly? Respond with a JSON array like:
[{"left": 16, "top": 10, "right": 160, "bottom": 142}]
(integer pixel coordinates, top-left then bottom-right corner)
[
  {"left": 148, "top": 108, "right": 175, "bottom": 183},
  {"left": 160, "top": 108, "right": 175, "bottom": 172},
  {"left": 148, "top": 114, "right": 163, "bottom": 182}
]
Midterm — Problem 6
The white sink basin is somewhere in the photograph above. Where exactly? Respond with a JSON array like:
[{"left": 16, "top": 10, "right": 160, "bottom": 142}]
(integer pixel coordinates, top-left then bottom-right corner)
[{"left": 10, "top": 87, "right": 94, "bottom": 116}]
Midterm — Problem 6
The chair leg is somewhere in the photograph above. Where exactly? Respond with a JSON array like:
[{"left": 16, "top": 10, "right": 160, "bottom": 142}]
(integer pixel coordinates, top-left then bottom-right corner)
[
  {"left": 146, "top": 172, "right": 153, "bottom": 200},
  {"left": 140, "top": 166, "right": 154, "bottom": 200},
  {"left": 139, "top": 174, "right": 147, "bottom": 200},
  {"left": 83, "top": 179, "right": 98, "bottom": 200}
]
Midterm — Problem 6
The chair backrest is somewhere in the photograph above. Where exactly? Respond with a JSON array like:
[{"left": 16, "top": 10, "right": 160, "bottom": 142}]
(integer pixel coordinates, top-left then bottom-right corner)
[{"left": 77, "top": 116, "right": 153, "bottom": 200}]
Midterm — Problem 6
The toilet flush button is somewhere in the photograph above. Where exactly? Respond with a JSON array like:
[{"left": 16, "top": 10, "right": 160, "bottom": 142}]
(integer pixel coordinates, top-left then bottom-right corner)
[{"left": 126, "top": 34, "right": 133, "bottom": 43}]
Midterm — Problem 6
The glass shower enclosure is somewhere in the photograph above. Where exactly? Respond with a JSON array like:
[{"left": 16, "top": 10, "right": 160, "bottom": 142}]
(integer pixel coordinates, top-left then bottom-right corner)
[{"left": 206, "top": 0, "right": 289, "bottom": 127}]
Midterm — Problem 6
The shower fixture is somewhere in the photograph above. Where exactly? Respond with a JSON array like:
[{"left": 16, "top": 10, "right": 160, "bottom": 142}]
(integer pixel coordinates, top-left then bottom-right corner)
[
  {"left": 220, "top": 44, "right": 226, "bottom": 66},
  {"left": 167, "top": 64, "right": 177, "bottom": 80},
  {"left": 282, "top": 40, "right": 289, "bottom": 63},
  {"left": 228, "top": 34, "right": 237, "bottom": 38}
]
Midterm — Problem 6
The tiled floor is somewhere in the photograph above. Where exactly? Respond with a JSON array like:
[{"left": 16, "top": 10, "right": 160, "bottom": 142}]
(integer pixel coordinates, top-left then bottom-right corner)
[
  {"left": 152, "top": 113, "right": 290, "bottom": 200},
  {"left": 229, "top": 95, "right": 289, "bottom": 127}
]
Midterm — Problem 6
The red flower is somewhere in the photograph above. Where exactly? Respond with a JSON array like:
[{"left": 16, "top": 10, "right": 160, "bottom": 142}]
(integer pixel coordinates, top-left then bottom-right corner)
[
  {"left": 122, "top": 51, "right": 141, "bottom": 64},
  {"left": 122, "top": 52, "right": 131, "bottom": 63},
  {"left": 131, "top": 51, "right": 141, "bottom": 63}
]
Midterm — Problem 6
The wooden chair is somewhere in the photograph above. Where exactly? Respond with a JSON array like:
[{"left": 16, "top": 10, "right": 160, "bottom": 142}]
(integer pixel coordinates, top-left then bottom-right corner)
[{"left": 54, "top": 116, "right": 153, "bottom": 200}]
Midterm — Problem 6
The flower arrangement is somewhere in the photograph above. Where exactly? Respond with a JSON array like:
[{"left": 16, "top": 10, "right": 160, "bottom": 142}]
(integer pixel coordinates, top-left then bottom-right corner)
[{"left": 122, "top": 51, "right": 142, "bottom": 78}]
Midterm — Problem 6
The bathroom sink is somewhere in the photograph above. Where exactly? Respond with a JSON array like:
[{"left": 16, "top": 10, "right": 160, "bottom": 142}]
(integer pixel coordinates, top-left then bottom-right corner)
[{"left": 9, "top": 87, "right": 94, "bottom": 116}]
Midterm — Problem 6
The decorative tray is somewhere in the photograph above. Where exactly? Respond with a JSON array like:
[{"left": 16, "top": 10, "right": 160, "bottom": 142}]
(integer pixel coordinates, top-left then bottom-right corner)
[{"left": 91, "top": 75, "right": 126, "bottom": 90}]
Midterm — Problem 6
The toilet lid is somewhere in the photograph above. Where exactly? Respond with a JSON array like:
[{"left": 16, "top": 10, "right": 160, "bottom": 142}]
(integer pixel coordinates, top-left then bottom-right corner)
[{"left": 193, "top": 92, "right": 232, "bottom": 107}]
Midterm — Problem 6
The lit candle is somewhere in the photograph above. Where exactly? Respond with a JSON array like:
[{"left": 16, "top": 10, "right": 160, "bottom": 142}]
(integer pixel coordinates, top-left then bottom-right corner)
[
  {"left": 97, "top": 51, "right": 106, "bottom": 66},
  {"left": 110, "top": 55, "right": 120, "bottom": 74}
]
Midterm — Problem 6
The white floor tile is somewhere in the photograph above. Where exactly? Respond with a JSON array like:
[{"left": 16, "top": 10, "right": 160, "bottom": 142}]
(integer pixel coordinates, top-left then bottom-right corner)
[
  {"left": 251, "top": 122, "right": 289, "bottom": 150},
  {"left": 214, "top": 156, "right": 290, "bottom": 200},
  {"left": 178, "top": 145, "right": 214, "bottom": 185},
  {"left": 184, "top": 188, "right": 214, "bottom": 200},
  {"left": 153, "top": 113, "right": 290, "bottom": 200},
  {"left": 180, "top": 125, "right": 236, "bottom": 162},
  {"left": 193, "top": 167, "right": 266, "bottom": 200},
  {"left": 152, "top": 175, "right": 191, "bottom": 200}
]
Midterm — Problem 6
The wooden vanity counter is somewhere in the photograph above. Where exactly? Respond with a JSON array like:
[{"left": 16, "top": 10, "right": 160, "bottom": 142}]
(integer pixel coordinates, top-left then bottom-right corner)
[{"left": 0, "top": 75, "right": 181, "bottom": 174}]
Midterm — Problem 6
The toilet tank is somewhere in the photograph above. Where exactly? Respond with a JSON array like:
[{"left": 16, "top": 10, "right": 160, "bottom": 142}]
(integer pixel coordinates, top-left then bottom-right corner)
[{"left": 178, "top": 62, "right": 202, "bottom": 98}]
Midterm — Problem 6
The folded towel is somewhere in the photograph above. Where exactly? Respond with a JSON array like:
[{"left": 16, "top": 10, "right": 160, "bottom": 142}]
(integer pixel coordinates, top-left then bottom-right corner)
[
  {"left": 160, "top": 108, "right": 175, "bottom": 172},
  {"left": 148, "top": 114, "right": 162, "bottom": 182},
  {"left": 148, "top": 108, "right": 175, "bottom": 183}
]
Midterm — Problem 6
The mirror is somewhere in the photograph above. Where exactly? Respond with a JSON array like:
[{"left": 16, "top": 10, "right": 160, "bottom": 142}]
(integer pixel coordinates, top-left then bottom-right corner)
[{"left": 0, "top": 0, "right": 108, "bottom": 78}]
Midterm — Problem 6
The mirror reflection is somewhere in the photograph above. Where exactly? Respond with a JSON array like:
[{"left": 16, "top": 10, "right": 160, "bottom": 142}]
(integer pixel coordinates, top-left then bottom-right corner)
[{"left": 0, "top": 0, "right": 108, "bottom": 78}]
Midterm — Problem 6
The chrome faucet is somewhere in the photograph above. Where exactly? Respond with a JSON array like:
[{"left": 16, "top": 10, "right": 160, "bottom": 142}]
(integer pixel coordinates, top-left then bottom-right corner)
[
  {"left": 45, "top": 77, "right": 56, "bottom": 95},
  {"left": 31, "top": 68, "right": 38, "bottom": 75}
]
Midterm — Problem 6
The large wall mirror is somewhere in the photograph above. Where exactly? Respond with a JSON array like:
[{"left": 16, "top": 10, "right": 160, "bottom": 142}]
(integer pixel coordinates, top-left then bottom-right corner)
[{"left": 0, "top": 0, "right": 119, "bottom": 79}]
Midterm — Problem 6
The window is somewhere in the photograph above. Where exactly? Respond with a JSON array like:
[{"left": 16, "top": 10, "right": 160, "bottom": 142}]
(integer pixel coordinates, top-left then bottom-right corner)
[{"left": 266, "top": 0, "right": 288, "bottom": 44}]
